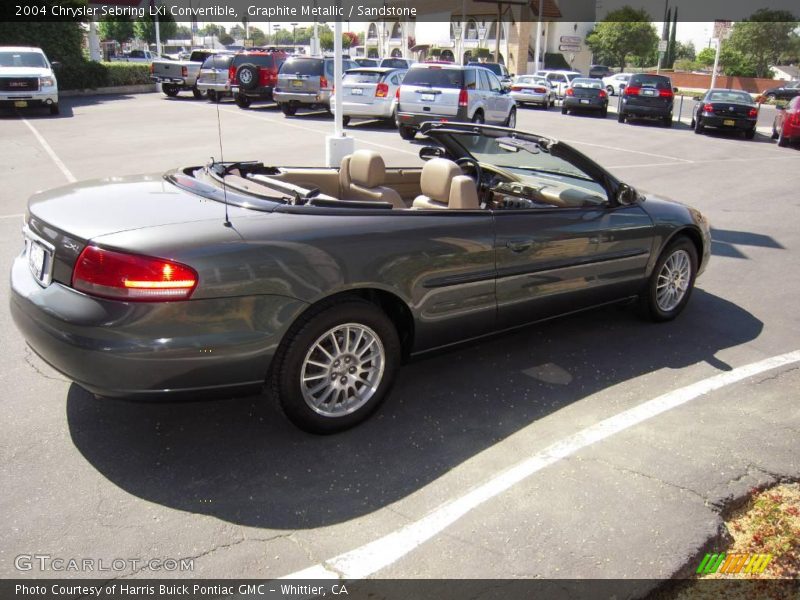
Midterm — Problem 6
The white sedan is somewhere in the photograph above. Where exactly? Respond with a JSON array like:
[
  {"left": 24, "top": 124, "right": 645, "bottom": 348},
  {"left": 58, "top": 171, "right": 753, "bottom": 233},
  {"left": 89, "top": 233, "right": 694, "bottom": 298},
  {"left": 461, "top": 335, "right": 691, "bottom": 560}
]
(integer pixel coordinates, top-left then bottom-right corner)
[
  {"left": 602, "top": 73, "right": 633, "bottom": 96},
  {"left": 509, "top": 75, "right": 555, "bottom": 108}
]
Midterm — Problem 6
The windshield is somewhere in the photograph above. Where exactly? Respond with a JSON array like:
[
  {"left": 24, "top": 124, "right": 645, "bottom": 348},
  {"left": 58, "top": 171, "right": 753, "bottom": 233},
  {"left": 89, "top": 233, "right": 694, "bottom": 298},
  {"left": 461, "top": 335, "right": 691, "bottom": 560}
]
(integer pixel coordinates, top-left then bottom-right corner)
[
  {"left": 0, "top": 51, "right": 47, "bottom": 68},
  {"left": 447, "top": 132, "right": 607, "bottom": 198}
]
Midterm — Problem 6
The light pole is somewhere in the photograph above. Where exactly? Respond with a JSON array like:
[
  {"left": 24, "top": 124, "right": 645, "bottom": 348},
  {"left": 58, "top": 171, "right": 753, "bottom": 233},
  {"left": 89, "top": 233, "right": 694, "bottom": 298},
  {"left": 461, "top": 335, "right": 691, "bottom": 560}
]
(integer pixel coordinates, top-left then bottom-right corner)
[
  {"left": 273, "top": 24, "right": 280, "bottom": 46},
  {"left": 291, "top": 23, "right": 298, "bottom": 51},
  {"left": 452, "top": 22, "right": 462, "bottom": 65}
]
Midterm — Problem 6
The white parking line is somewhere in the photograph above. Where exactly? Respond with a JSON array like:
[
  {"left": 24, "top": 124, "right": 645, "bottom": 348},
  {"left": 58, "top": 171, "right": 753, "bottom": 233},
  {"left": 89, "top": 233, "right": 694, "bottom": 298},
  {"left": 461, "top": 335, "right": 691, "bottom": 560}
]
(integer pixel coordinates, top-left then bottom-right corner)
[
  {"left": 279, "top": 350, "right": 800, "bottom": 581},
  {"left": 22, "top": 119, "right": 76, "bottom": 183},
  {"left": 0, "top": 213, "right": 25, "bottom": 220},
  {"left": 561, "top": 138, "right": 693, "bottom": 163}
]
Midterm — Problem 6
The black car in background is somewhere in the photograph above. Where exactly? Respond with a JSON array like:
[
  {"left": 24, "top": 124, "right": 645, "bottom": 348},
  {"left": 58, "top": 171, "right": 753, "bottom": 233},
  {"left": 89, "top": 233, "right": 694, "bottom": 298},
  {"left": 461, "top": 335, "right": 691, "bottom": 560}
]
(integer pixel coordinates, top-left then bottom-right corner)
[
  {"left": 562, "top": 78, "right": 609, "bottom": 117},
  {"left": 692, "top": 89, "right": 758, "bottom": 139},
  {"left": 762, "top": 80, "right": 800, "bottom": 101},
  {"left": 589, "top": 65, "right": 613, "bottom": 79},
  {"left": 618, "top": 73, "right": 676, "bottom": 127}
]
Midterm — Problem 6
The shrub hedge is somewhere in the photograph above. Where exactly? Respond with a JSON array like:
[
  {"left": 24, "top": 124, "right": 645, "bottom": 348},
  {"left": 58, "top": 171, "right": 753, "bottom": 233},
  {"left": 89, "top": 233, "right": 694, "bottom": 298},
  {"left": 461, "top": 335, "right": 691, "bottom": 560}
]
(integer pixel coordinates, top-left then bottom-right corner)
[{"left": 58, "top": 61, "right": 152, "bottom": 91}]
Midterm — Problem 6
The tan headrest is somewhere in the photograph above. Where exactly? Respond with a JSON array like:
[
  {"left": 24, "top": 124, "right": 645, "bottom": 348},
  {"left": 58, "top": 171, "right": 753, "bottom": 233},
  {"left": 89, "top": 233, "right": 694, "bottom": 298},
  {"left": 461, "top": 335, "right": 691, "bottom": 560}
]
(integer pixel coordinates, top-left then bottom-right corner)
[
  {"left": 348, "top": 150, "right": 385, "bottom": 188},
  {"left": 420, "top": 158, "right": 462, "bottom": 203},
  {"left": 448, "top": 175, "right": 480, "bottom": 209}
]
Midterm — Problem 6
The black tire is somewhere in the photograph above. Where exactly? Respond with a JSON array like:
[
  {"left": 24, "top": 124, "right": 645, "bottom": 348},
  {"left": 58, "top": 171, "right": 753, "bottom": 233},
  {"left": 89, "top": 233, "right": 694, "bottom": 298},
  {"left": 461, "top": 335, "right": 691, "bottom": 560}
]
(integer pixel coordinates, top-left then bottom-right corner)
[
  {"left": 771, "top": 125, "right": 779, "bottom": 139},
  {"left": 561, "top": 106, "right": 568, "bottom": 115},
  {"left": 49, "top": 103, "right": 59, "bottom": 115},
  {"left": 663, "top": 114, "right": 672, "bottom": 127},
  {"left": 235, "top": 94, "right": 251, "bottom": 108},
  {"left": 744, "top": 127, "right": 756, "bottom": 140},
  {"left": 505, "top": 106, "right": 516, "bottom": 128},
  {"left": 694, "top": 117, "right": 704, "bottom": 134},
  {"left": 600, "top": 107, "right": 608, "bottom": 118},
  {"left": 777, "top": 128, "right": 789, "bottom": 147},
  {"left": 549, "top": 97, "right": 555, "bottom": 107},
  {"left": 207, "top": 90, "right": 218, "bottom": 103},
  {"left": 162, "top": 84, "right": 179, "bottom": 97},
  {"left": 617, "top": 111, "right": 626, "bottom": 123},
  {"left": 690, "top": 118, "right": 696, "bottom": 128},
  {"left": 281, "top": 102, "right": 297, "bottom": 116},
  {"left": 471, "top": 110, "right": 484, "bottom": 124},
  {"left": 639, "top": 236, "right": 698, "bottom": 322},
  {"left": 270, "top": 299, "right": 401, "bottom": 434},
  {"left": 398, "top": 125, "right": 416, "bottom": 140},
  {"left": 236, "top": 64, "right": 260, "bottom": 91},
  {"left": 192, "top": 86, "right": 204, "bottom": 100},
  {"left": 342, "top": 115, "right": 351, "bottom": 127},
  {"left": 606, "top": 85, "right": 614, "bottom": 95}
]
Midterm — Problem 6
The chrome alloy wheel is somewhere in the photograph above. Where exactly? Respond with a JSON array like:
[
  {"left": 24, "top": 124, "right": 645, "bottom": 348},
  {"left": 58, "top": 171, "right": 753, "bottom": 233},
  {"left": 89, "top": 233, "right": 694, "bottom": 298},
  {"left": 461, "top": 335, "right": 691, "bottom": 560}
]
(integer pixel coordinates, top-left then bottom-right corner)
[
  {"left": 656, "top": 249, "right": 691, "bottom": 312},
  {"left": 300, "top": 323, "right": 385, "bottom": 417}
]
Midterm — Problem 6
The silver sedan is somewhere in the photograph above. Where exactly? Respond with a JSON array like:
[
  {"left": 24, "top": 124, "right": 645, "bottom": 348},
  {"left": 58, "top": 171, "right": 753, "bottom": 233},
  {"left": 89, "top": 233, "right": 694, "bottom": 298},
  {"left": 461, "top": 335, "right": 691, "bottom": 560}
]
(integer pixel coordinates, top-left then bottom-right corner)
[
  {"left": 509, "top": 75, "right": 555, "bottom": 109},
  {"left": 331, "top": 67, "right": 406, "bottom": 126}
]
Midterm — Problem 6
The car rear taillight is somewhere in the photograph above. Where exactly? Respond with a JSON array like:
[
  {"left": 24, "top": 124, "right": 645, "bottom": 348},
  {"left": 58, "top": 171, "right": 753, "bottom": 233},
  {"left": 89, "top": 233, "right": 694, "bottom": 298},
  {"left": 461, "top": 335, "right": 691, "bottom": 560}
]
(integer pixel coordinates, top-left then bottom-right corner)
[
  {"left": 181, "top": 66, "right": 188, "bottom": 78},
  {"left": 510, "top": 85, "right": 521, "bottom": 92},
  {"left": 534, "top": 86, "right": 547, "bottom": 93},
  {"left": 228, "top": 65, "right": 236, "bottom": 81},
  {"left": 566, "top": 88, "right": 574, "bottom": 96},
  {"left": 458, "top": 88, "right": 468, "bottom": 107},
  {"left": 72, "top": 246, "right": 198, "bottom": 302},
  {"left": 790, "top": 112, "right": 800, "bottom": 126},
  {"left": 659, "top": 89, "right": 674, "bottom": 99},
  {"left": 624, "top": 86, "right": 640, "bottom": 96},
  {"left": 395, "top": 87, "right": 400, "bottom": 100},
  {"left": 375, "top": 82, "right": 389, "bottom": 97},
  {"left": 703, "top": 103, "right": 714, "bottom": 113},
  {"left": 320, "top": 76, "right": 329, "bottom": 89},
  {"left": 599, "top": 89, "right": 607, "bottom": 99},
  {"left": 748, "top": 107, "right": 758, "bottom": 118}
]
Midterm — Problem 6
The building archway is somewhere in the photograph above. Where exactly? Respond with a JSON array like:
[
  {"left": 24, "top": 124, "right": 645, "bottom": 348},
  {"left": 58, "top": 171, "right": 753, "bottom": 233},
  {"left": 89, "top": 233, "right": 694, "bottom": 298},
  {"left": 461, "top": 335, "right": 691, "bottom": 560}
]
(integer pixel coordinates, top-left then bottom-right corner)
[
  {"left": 391, "top": 48, "right": 402, "bottom": 57},
  {"left": 390, "top": 22, "right": 402, "bottom": 40},
  {"left": 463, "top": 50, "right": 473, "bottom": 64},
  {"left": 441, "top": 49, "right": 455, "bottom": 62}
]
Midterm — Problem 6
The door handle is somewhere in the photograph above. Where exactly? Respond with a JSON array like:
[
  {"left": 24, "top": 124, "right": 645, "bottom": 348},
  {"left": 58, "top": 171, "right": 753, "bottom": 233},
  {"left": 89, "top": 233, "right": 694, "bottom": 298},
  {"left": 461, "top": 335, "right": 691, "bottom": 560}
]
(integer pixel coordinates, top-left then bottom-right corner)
[{"left": 506, "top": 239, "right": 533, "bottom": 253}]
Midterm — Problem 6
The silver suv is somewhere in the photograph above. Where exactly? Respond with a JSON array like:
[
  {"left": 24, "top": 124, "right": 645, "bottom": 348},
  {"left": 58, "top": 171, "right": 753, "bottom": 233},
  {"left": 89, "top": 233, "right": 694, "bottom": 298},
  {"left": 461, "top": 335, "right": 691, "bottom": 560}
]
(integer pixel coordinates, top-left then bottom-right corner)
[
  {"left": 274, "top": 56, "right": 357, "bottom": 117},
  {"left": 395, "top": 63, "right": 516, "bottom": 140}
]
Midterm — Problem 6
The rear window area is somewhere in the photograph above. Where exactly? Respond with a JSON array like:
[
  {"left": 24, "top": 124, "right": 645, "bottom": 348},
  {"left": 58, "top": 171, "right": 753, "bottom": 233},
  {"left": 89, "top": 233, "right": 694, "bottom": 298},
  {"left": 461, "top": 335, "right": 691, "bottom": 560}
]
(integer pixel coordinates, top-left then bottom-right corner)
[
  {"left": 281, "top": 58, "right": 324, "bottom": 76},
  {"left": 572, "top": 78, "right": 602, "bottom": 88},
  {"left": 403, "top": 68, "right": 464, "bottom": 89},
  {"left": 631, "top": 75, "right": 672, "bottom": 89},
  {"left": 343, "top": 71, "right": 383, "bottom": 84},
  {"left": 380, "top": 59, "right": 408, "bottom": 69},
  {"left": 234, "top": 54, "right": 278, "bottom": 69},
  {"left": 707, "top": 90, "right": 754, "bottom": 104}
]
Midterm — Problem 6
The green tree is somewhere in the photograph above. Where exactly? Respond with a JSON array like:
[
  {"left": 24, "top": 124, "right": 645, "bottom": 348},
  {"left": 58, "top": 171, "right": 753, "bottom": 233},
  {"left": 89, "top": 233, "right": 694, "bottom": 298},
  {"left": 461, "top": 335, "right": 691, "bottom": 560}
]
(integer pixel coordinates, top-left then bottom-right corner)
[
  {"left": 199, "top": 24, "right": 226, "bottom": 38},
  {"left": 229, "top": 25, "right": 246, "bottom": 40},
  {"left": 98, "top": 16, "right": 134, "bottom": 43},
  {"left": 319, "top": 31, "right": 355, "bottom": 51},
  {"left": 696, "top": 47, "right": 716, "bottom": 68},
  {"left": 175, "top": 25, "right": 192, "bottom": 39},
  {"left": 0, "top": 0, "right": 87, "bottom": 64},
  {"left": 727, "top": 9, "right": 799, "bottom": 78},
  {"left": 585, "top": 7, "right": 659, "bottom": 70},
  {"left": 674, "top": 41, "right": 696, "bottom": 61},
  {"left": 249, "top": 27, "right": 266, "bottom": 46},
  {"left": 219, "top": 33, "right": 234, "bottom": 46},
  {"left": 134, "top": 3, "right": 177, "bottom": 44},
  {"left": 665, "top": 7, "right": 678, "bottom": 67}
]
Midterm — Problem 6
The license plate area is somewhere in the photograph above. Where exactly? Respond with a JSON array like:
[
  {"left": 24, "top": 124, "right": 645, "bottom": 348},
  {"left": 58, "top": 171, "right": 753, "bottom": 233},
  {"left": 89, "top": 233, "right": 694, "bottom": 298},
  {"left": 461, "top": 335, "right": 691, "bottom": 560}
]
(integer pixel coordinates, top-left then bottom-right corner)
[
  {"left": 291, "top": 79, "right": 304, "bottom": 89},
  {"left": 14, "top": 100, "right": 28, "bottom": 108},
  {"left": 723, "top": 119, "right": 736, "bottom": 126},
  {"left": 420, "top": 93, "right": 435, "bottom": 102},
  {"left": 23, "top": 227, "right": 55, "bottom": 287},
  {"left": 350, "top": 87, "right": 363, "bottom": 95},
  {"left": 580, "top": 98, "right": 590, "bottom": 104},
  {"left": 642, "top": 89, "right": 657, "bottom": 97}
]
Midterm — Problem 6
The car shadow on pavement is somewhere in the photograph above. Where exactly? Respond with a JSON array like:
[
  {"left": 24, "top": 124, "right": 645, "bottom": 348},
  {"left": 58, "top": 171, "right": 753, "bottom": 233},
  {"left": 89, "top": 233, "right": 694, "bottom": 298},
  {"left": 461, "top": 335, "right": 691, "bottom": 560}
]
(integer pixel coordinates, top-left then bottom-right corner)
[{"left": 66, "top": 289, "right": 762, "bottom": 530}]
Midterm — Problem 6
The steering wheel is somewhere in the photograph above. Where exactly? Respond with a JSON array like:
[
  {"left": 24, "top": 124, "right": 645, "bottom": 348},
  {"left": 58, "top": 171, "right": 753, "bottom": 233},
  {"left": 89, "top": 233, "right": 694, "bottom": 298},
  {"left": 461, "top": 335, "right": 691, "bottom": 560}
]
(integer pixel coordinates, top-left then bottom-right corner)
[{"left": 454, "top": 157, "right": 483, "bottom": 190}]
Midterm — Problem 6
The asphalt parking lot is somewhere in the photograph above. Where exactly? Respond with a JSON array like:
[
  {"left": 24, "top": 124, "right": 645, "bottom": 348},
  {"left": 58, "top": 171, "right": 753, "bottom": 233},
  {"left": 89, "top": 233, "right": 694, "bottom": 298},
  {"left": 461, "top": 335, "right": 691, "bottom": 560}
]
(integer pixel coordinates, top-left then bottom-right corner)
[{"left": 1, "top": 92, "right": 799, "bottom": 591}]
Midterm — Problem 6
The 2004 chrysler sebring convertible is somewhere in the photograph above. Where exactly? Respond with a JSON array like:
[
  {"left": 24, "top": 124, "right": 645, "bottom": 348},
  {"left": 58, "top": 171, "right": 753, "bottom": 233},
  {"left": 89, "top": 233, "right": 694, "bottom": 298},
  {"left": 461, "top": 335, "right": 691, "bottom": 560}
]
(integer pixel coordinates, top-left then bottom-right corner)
[{"left": 11, "top": 123, "right": 711, "bottom": 433}]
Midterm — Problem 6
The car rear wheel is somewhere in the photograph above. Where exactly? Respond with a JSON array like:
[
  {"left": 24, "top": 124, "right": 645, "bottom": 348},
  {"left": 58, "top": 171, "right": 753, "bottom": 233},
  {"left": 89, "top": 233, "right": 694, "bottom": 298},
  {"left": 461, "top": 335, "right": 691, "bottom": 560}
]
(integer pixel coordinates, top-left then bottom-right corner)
[
  {"left": 281, "top": 103, "right": 297, "bottom": 116},
  {"left": 505, "top": 106, "right": 516, "bottom": 128},
  {"left": 744, "top": 127, "right": 756, "bottom": 140},
  {"left": 162, "top": 84, "right": 179, "bottom": 97},
  {"left": 49, "top": 103, "right": 59, "bottom": 115},
  {"left": 561, "top": 106, "right": 568, "bottom": 115},
  {"left": 270, "top": 299, "right": 401, "bottom": 434},
  {"left": 639, "top": 236, "right": 698, "bottom": 322},
  {"left": 663, "top": 115, "right": 672, "bottom": 127},
  {"left": 600, "top": 107, "right": 608, "bottom": 118},
  {"left": 472, "top": 110, "right": 484, "bottom": 124},
  {"left": 342, "top": 115, "right": 351, "bottom": 127},
  {"left": 192, "top": 86, "right": 204, "bottom": 100},
  {"left": 617, "top": 111, "right": 626, "bottom": 123},
  {"left": 606, "top": 85, "right": 614, "bottom": 95},
  {"left": 694, "top": 117, "right": 705, "bottom": 134},
  {"left": 398, "top": 125, "right": 416, "bottom": 140},
  {"left": 777, "top": 127, "right": 789, "bottom": 147},
  {"left": 771, "top": 124, "right": 779, "bottom": 139},
  {"left": 235, "top": 94, "right": 251, "bottom": 108},
  {"left": 207, "top": 90, "right": 218, "bottom": 103}
]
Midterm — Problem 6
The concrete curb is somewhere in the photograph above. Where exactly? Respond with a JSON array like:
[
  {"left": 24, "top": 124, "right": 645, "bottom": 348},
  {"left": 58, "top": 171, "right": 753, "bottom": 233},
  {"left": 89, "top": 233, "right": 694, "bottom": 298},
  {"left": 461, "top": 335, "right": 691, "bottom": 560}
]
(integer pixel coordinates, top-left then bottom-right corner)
[{"left": 60, "top": 84, "right": 157, "bottom": 97}]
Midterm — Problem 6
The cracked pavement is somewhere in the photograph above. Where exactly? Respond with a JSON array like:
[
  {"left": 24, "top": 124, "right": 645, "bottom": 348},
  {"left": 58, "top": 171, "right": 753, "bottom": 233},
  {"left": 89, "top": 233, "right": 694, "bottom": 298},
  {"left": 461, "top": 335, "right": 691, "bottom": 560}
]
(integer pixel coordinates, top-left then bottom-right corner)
[{"left": 1, "top": 94, "right": 798, "bottom": 583}]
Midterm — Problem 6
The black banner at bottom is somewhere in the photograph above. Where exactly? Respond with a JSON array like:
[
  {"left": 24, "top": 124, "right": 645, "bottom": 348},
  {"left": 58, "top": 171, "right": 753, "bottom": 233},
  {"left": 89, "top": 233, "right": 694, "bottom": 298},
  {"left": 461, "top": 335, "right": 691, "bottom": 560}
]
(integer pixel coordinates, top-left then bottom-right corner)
[{"left": 2, "top": 579, "right": 799, "bottom": 600}]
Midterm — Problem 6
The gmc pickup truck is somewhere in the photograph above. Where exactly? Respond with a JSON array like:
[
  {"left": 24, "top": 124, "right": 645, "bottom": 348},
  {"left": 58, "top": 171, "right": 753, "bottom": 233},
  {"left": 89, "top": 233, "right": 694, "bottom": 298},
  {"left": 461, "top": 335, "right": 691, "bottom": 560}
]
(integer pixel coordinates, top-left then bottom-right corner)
[
  {"left": 150, "top": 49, "right": 219, "bottom": 98},
  {"left": 0, "top": 46, "right": 59, "bottom": 115}
]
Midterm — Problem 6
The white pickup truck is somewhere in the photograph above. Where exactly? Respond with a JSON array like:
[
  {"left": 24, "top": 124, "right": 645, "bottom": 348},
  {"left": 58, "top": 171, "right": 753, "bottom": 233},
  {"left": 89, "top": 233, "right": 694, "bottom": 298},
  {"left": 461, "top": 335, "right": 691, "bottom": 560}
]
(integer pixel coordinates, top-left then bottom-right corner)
[
  {"left": 150, "top": 49, "right": 219, "bottom": 98},
  {"left": 110, "top": 49, "right": 157, "bottom": 63},
  {"left": 0, "top": 46, "right": 59, "bottom": 115}
]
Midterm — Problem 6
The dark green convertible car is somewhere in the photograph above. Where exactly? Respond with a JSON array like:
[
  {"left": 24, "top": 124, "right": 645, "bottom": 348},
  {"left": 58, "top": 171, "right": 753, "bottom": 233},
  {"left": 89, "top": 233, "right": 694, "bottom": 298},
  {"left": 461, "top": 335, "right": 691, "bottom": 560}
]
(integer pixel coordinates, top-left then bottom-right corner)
[{"left": 11, "top": 123, "right": 711, "bottom": 433}]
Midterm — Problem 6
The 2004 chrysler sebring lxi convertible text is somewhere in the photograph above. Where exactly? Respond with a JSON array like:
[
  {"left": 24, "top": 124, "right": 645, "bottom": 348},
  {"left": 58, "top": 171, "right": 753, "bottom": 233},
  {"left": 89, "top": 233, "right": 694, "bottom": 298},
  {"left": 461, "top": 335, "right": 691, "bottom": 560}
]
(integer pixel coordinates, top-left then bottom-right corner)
[{"left": 10, "top": 123, "right": 711, "bottom": 433}]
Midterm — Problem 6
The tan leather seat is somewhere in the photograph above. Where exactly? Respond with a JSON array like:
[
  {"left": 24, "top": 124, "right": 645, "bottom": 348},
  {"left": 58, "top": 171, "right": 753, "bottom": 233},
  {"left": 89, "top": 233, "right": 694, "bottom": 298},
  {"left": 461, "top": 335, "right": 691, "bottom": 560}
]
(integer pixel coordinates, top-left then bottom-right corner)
[
  {"left": 339, "top": 150, "right": 404, "bottom": 208},
  {"left": 412, "top": 158, "right": 480, "bottom": 210}
]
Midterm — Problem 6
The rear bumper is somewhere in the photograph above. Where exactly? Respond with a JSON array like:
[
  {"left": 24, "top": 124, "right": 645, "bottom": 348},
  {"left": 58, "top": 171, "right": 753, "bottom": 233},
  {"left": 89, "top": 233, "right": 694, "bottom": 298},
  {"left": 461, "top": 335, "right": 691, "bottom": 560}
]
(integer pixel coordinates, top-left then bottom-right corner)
[
  {"left": 332, "top": 99, "right": 395, "bottom": 119},
  {"left": 700, "top": 114, "right": 756, "bottom": 130},
  {"left": 274, "top": 89, "right": 331, "bottom": 106},
  {"left": 621, "top": 100, "right": 672, "bottom": 118},
  {"left": 196, "top": 81, "right": 231, "bottom": 93},
  {"left": 396, "top": 107, "right": 468, "bottom": 128},
  {"left": 564, "top": 97, "right": 607, "bottom": 110},
  {"left": 510, "top": 92, "right": 548, "bottom": 104},
  {"left": 10, "top": 254, "right": 307, "bottom": 399},
  {"left": 232, "top": 85, "right": 275, "bottom": 100},
  {"left": 151, "top": 76, "right": 188, "bottom": 86}
]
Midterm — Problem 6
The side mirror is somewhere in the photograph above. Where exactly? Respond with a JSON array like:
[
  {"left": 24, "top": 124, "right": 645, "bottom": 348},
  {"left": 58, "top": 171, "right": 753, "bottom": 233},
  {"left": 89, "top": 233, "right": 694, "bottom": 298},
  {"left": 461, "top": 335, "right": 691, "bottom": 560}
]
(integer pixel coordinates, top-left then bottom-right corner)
[
  {"left": 51, "top": 61, "right": 62, "bottom": 69},
  {"left": 419, "top": 146, "right": 444, "bottom": 161},
  {"left": 616, "top": 184, "right": 638, "bottom": 206}
]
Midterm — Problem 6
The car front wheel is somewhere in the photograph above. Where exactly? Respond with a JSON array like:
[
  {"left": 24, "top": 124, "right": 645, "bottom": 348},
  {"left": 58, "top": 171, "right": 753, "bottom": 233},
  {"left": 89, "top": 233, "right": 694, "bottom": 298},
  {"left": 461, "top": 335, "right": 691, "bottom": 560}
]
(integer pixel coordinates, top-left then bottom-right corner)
[
  {"left": 398, "top": 125, "right": 416, "bottom": 140},
  {"left": 270, "top": 299, "right": 401, "bottom": 434},
  {"left": 281, "top": 103, "right": 297, "bottom": 116},
  {"left": 640, "top": 236, "right": 698, "bottom": 322}
]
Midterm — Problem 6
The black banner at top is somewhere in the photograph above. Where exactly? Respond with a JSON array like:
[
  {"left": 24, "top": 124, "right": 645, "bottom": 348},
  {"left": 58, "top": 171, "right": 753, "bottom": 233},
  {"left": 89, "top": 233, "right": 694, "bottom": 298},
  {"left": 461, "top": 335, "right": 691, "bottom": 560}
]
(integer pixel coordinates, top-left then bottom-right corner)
[{"left": 1, "top": 0, "right": 799, "bottom": 23}]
